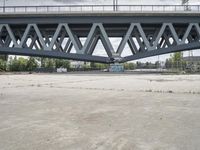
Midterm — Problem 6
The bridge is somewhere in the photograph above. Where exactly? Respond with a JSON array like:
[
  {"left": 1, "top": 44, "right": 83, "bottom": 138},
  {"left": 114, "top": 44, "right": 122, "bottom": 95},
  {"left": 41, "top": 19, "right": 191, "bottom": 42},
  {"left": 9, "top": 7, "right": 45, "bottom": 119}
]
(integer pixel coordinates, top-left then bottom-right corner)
[{"left": 0, "top": 5, "right": 200, "bottom": 63}]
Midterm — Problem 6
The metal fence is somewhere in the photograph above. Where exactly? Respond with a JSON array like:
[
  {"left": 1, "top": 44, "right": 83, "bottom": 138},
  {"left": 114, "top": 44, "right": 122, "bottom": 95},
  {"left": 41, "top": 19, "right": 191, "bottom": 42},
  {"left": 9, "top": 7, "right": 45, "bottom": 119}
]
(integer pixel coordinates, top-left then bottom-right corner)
[{"left": 0, "top": 5, "right": 200, "bottom": 13}]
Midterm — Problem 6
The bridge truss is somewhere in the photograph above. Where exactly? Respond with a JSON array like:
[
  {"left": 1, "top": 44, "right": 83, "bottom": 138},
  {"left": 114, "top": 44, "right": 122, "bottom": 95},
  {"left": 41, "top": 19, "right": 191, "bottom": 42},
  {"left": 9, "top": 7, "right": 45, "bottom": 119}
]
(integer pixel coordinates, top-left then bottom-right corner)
[{"left": 0, "top": 14, "right": 200, "bottom": 63}]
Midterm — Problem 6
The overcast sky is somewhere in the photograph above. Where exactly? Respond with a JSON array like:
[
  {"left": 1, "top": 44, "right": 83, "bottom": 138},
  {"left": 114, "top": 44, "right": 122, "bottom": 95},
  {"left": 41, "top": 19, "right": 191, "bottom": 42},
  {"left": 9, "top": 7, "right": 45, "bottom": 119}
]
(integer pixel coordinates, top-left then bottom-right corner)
[{"left": 3, "top": 0, "right": 200, "bottom": 62}]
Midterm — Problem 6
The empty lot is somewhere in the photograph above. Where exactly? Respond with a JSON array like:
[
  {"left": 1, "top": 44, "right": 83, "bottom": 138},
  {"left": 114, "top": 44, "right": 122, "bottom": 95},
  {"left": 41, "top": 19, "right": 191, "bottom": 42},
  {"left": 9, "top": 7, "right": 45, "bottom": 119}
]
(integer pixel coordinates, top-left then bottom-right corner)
[{"left": 0, "top": 73, "right": 200, "bottom": 150}]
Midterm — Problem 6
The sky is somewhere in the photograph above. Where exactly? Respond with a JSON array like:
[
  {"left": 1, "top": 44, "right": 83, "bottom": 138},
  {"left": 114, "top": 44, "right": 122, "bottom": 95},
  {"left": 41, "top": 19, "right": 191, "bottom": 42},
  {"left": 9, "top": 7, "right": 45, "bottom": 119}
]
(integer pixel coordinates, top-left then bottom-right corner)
[
  {"left": 3, "top": 0, "right": 200, "bottom": 6},
  {"left": 2, "top": 0, "right": 200, "bottom": 62}
]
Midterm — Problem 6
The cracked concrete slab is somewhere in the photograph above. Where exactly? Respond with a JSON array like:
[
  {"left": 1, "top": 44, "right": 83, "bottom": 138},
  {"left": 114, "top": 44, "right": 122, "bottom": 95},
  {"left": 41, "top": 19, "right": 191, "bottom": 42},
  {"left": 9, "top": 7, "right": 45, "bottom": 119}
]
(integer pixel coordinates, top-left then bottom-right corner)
[{"left": 0, "top": 74, "right": 200, "bottom": 150}]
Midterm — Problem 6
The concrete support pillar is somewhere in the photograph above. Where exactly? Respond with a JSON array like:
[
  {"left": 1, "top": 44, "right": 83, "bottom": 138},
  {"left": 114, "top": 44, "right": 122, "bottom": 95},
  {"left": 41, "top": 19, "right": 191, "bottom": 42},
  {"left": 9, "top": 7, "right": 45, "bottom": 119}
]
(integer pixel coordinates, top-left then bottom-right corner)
[{"left": 109, "top": 63, "right": 124, "bottom": 72}]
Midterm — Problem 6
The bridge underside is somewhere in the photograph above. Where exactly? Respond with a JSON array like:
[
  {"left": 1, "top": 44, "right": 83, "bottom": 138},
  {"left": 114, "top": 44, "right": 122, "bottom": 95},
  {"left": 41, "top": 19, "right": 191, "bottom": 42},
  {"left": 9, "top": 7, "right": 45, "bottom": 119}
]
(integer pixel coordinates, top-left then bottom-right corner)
[{"left": 0, "top": 14, "right": 200, "bottom": 63}]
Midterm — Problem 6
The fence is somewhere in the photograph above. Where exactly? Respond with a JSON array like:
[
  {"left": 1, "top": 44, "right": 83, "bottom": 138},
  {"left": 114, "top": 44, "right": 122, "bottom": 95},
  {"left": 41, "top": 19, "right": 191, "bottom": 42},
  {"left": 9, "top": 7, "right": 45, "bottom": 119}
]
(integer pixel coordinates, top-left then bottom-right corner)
[{"left": 0, "top": 5, "right": 200, "bottom": 13}]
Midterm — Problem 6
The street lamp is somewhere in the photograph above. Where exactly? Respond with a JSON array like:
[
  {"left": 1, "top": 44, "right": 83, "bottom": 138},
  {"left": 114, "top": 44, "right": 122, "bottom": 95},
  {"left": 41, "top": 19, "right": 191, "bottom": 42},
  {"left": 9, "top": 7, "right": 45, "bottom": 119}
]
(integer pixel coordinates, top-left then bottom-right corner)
[
  {"left": 182, "top": 0, "right": 189, "bottom": 5},
  {"left": 116, "top": 0, "right": 118, "bottom": 6},
  {"left": 113, "top": 0, "right": 118, "bottom": 11},
  {"left": 113, "top": 0, "right": 115, "bottom": 11},
  {"left": 116, "top": 0, "right": 118, "bottom": 11},
  {"left": 182, "top": 0, "right": 189, "bottom": 11},
  {"left": 3, "top": 0, "right": 6, "bottom": 13}
]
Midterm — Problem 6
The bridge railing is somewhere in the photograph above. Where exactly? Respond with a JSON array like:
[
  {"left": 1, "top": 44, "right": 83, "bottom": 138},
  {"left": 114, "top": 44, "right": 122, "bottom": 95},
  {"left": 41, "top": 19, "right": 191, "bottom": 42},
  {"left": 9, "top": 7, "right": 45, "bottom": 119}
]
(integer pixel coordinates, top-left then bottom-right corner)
[{"left": 0, "top": 5, "right": 200, "bottom": 13}]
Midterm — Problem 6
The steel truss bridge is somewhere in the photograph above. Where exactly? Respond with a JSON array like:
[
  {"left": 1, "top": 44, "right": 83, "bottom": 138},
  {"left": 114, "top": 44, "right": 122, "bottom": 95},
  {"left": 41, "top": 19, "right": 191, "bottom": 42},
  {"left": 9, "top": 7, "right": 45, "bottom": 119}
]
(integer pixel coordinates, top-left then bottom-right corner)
[{"left": 0, "top": 5, "right": 200, "bottom": 63}]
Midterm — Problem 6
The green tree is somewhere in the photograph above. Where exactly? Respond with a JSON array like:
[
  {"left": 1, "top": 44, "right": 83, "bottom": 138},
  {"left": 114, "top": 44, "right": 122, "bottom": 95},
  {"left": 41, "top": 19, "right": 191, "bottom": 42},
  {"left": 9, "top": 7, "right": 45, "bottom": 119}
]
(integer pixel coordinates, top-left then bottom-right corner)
[
  {"left": 44, "top": 58, "right": 55, "bottom": 69},
  {"left": 26, "top": 57, "right": 38, "bottom": 71},
  {"left": 90, "top": 63, "right": 108, "bottom": 70},
  {"left": 124, "top": 62, "right": 136, "bottom": 70},
  {"left": 17, "top": 57, "right": 28, "bottom": 71},
  {"left": 171, "top": 52, "right": 183, "bottom": 70},
  {"left": 145, "top": 62, "right": 150, "bottom": 69},
  {"left": 0, "top": 55, "right": 8, "bottom": 61},
  {"left": 0, "top": 55, "right": 8, "bottom": 71},
  {"left": 165, "top": 58, "right": 173, "bottom": 69},
  {"left": 136, "top": 61, "right": 142, "bottom": 69},
  {"left": 0, "top": 59, "right": 6, "bottom": 71},
  {"left": 167, "top": 52, "right": 186, "bottom": 71},
  {"left": 9, "top": 56, "right": 18, "bottom": 71},
  {"left": 90, "top": 62, "right": 96, "bottom": 69},
  {"left": 172, "top": 52, "right": 183, "bottom": 62},
  {"left": 41, "top": 57, "right": 46, "bottom": 68},
  {"left": 40, "top": 58, "right": 55, "bottom": 69},
  {"left": 9, "top": 56, "right": 28, "bottom": 71},
  {"left": 55, "top": 59, "right": 70, "bottom": 69}
]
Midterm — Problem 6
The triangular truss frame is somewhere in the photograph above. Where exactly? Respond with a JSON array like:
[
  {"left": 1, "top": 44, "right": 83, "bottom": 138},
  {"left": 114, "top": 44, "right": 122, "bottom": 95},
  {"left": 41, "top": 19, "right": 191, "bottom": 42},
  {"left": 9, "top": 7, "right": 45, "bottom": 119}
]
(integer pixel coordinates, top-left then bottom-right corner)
[{"left": 0, "top": 23, "right": 200, "bottom": 63}]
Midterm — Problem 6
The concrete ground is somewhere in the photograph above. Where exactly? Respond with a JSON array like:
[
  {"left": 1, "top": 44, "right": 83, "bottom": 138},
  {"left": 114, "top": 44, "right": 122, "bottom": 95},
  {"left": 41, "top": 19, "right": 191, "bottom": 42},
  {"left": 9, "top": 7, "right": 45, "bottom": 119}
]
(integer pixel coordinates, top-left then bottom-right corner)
[{"left": 0, "top": 73, "right": 200, "bottom": 150}]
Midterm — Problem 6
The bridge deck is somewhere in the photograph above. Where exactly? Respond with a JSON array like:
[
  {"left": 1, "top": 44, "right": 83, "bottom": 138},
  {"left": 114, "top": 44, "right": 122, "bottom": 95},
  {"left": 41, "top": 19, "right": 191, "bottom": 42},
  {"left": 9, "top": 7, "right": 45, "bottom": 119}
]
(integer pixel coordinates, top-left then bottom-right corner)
[
  {"left": 0, "top": 12, "right": 199, "bottom": 24},
  {"left": 0, "top": 11, "right": 200, "bottom": 17}
]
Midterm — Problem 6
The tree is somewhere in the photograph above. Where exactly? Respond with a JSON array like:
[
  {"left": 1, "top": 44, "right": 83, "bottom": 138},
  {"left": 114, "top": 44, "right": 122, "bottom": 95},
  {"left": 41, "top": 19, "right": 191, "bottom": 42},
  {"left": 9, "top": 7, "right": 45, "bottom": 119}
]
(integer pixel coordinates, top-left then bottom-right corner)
[
  {"left": 172, "top": 52, "right": 183, "bottom": 62},
  {"left": 55, "top": 59, "right": 70, "bottom": 69},
  {"left": 124, "top": 63, "right": 136, "bottom": 70},
  {"left": 0, "top": 55, "right": 7, "bottom": 71},
  {"left": 145, "top": 62, "right": 150, "bottom": 69},
  {"left": 155, "top": 61, "right": 160, "bottom": 69},
  {"left": 0, "top": 55, "right": 8, "bottom": 61},
  {"left": 38, "top": 58, "right": 54, "bottom": 69},
  {"left": 136, "top": 61, "right": 142, "bottom": 69},
  {"left": 1, "top": 56, "right": 71, "bottom": 72},
  {"left": 128, "top": 63, "right": 136, "bottom": 70},
  {"left": 41, "top": 57, "right": 46, "bottom": 68},
  {"left": 172, "top": 53, "right": 180, "bottom": 69},
  {"left": 90, "top": 62, "right": 108, "bottom": 70},
  {"left": 166, "top": 52, "right": 186, "bottom": 70},
  {"left": 26, "top": 57, "right": 38, "bottom": 71},
  {"left": 0, "top": 59, "right": 6, "bottom": 71},
  {"left": 9, "top": 56, "right": 28, "bottom": 71},
  {"left": 165, "top": 58, "right": 173, "bottom": 69},
  {"left": 90, "top": 62, "right": 96, "bottom": 69},
  {"left": 8, "top": 56, "right": 15, "bottom": 71},
  {"left": 17, "top": 57, "right": 28, "bottom": 71},
  {"left": 46, "top": 59, "right": 55, "bottom": 69}
]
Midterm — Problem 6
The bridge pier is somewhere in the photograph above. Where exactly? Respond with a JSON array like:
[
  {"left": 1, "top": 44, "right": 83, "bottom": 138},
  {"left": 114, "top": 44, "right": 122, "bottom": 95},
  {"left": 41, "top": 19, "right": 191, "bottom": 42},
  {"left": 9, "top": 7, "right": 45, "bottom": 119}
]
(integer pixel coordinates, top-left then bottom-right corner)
[{"left": 109, "top": 63, "right": 124, "bottom": 72}]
